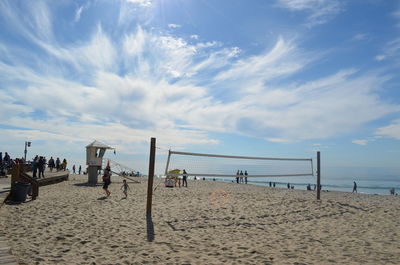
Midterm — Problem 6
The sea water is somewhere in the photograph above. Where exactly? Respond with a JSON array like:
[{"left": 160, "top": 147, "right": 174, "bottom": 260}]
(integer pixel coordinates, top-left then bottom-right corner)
[{"left": 209, "top": 166, "right": 400, "bottom": 195}]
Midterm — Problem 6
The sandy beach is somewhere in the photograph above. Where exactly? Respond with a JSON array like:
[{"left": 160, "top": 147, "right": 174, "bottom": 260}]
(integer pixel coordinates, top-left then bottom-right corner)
[{"left": 0, "top": 174, "right": 399, "bottom": 265}]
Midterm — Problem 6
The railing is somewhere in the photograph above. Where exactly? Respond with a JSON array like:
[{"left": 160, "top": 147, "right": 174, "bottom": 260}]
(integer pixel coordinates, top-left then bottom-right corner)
[{"left": 10, "top": 163, "right": 69, "bottom": 200}]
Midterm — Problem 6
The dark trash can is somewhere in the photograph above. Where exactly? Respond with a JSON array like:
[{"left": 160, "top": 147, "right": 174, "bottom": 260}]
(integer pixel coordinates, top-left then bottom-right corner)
[{"left": 11, "top": 182, "right": 31, "bottom": 203}]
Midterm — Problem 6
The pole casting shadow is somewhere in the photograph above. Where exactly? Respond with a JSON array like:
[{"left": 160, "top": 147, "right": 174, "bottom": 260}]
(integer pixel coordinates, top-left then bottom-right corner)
[{"left": 146, "top": 213, "right": 155, "bottom": 242}]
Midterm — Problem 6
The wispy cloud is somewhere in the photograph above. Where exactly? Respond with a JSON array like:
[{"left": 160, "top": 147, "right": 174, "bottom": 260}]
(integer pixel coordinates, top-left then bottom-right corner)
[
  {"left": 393, "top": 7, "right": 400, "bottom": 27},
  {"left": 125, "top": 0, "right": 152, "bottom": 7},
  {"left": 375, "top": 120, "right": 400, "bottom": 140},
  {"left": 352, "top": 33, "right": 370, "bottom": 41},
  {"left": 277, "top": 0, "right": 343, "bottom": 27},
  {"left": 168, "top": 24, "right": 181, "bottom": 28},
  {"left": 74, "top": 4, "right": 90, "bottom": 23},
  {"left": 375, "top": 38, "right": 400, "bottom": 62},
  {"left": 352, "top": 139, "right": 368, "bottom": 146}
]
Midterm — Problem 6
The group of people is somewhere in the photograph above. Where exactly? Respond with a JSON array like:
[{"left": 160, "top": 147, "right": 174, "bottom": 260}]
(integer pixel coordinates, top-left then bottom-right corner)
[
  {"left": 0, "top": 152, "right": 13, "bottom": 176},
  {"left": 31, "top": 155, "right": 46, "bottom": 179},
  {"left": 71, "top": 164, "right": 82, "bottom": 174},
  {"left": 235, "top": 170, "right": 248, "bottom": 184},
  {"left": 31, "top": 156, "right": 69, "bottom": 178},
  {"left": 174, "top": 169, "right": 188, "bottom": 188}
]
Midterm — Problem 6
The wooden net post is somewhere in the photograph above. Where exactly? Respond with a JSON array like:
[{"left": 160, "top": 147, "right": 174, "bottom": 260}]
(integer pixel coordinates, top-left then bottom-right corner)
[
  {"left": 146, "top": 137, "right": 156, "bottom": 216},
  {"left": 317, "top": 151, "right": 321, "bottom": 200}
]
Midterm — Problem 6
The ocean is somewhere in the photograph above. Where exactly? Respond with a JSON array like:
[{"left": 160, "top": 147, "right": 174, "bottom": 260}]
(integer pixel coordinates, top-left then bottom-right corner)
[{"left": 201, "top": 166, "right": 400, "bottom": 195}]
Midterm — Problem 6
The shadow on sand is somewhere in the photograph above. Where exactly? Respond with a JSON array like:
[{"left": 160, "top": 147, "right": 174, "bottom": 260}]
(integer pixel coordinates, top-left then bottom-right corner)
[
  {"left": 73, "top": 182, "right": 103, "bottom": 187},
  {"left": 146, "top": 214, "right": 155, "bottom": 242}
]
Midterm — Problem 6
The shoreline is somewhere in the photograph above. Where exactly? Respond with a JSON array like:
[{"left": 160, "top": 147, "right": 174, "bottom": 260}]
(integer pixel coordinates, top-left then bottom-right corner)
[{"left": 156, "top": 175, "right": 399, "bottom": 196}]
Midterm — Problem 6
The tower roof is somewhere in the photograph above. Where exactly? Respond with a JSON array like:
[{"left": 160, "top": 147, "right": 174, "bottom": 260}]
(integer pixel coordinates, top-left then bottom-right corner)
[{"left": 86, "top": 140, "right": 114, "bottom": 149}]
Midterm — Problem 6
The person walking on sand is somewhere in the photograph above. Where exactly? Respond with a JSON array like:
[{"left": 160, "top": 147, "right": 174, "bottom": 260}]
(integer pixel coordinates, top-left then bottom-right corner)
[
  {"left": 121, "top": 179, "right": 130, "bottom": 198},
  {"left": 353, "top": 181, "right": 357, "bottom": 193},
  {"left": 240, "top": 170, "right": 244, "bottom": 183},
  {"left": 103, "top": 166, "right": 111, "bottom": 197},
  {"left": 236, "top": 170, "right": 240, "bottom": 184},
  {"left": 56, "top": 157, "right": 60, "bottom": 171},
  {"left": 32, "top": 155, "right": 39, "bottom": 179},
  {"left": 72, "top": 165, "right": 76, "bottom": 174},
  {"left": 38, "top": 156, "right": 45, "bottom": 179},
  {"left": 244, "top": 170, "right": 248, "bottom": 184},
  {"left": 78, "top": 165, "right": 82, "bottom": 174},
  {"left": 48, "top": 157, "right": 55, "bottom": 172},
  {"left": 62, "top": 158, "right": 67, "bottom": 171},
  {"left": 182, "top": 169, "right": 188, "bottom": 187}
]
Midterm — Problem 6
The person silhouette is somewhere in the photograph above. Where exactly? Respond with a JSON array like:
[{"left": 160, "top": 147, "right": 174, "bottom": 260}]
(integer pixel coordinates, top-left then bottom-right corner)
[{"left": 352, "top": 181, "right": 357, "bottom": 193}]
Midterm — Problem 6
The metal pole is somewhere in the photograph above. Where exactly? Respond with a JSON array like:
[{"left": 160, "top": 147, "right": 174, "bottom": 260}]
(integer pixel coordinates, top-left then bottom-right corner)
[
  {"left": 24, "top": 141, "right": 27, "bottom": 162},
  {"left": 317, "top": 151, "right": 321, "bottom": 200},
  {"left": 164, "top": 149, "right": 171, "bottom": 176},
  {"left": 146, "top": 137, "right": 156, "bottom": 216}
]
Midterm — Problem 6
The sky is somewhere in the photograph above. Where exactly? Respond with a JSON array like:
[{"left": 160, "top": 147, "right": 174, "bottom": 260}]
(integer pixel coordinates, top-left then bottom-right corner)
[{"left": 1, "top": 0, "right": 400, "bottom": 176}]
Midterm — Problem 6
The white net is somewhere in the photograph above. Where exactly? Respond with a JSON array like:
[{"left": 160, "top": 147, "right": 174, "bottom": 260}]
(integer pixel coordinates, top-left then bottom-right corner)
[
  {"left": 165, "top": 151, "right": 313, "bottom": 178},
  {"left": 102, "top": 158, "right": 139, "bottom": 176}
]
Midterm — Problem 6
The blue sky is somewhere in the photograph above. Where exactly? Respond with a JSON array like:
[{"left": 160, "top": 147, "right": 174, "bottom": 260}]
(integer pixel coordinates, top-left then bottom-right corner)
[{"left": 1, "top": 0, "right": 400, "bottom": 174}]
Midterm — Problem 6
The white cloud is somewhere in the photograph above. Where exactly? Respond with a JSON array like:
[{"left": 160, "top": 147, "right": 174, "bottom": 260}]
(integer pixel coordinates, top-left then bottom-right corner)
[
  {"left": 123, "top": 26, "right": 147, "bottom": 56},
  {"left": 125, "top": 0, "right": 152, "bottom": 7},
  {"left": 353, "top": 33, "right": 369, "bottom": 41},
  {"left": 375, "top": 38, "right": 400, "bottom": 62},
  {"left": 277, "top": 0, "right": 343, "bottom": 27},
  {"left": 352, "top": 139, "right": 368, "bottom": 146},
  {"left": 0, "top": 0, "right": 53, "bottom": 42},
  {"left": 191, "top": 35, "right": 199, "bottom": 40},
  {"left": 168, "top": 24, "right": 181, "bottom": 28},
  {"left": 375, "top": 55, "right": 386, "bottom": 61},
  {"left": 2, "top": 28, "right": 399, "bottom": 146},
  {"left": 393, "top": 7, "right": 400, "bottom": 27},
  {"left": 375, "top": 120, "right": 400, "bottom": 140},
  {"left": 74, "top": 5, "right": 87, "bottom": 23}
]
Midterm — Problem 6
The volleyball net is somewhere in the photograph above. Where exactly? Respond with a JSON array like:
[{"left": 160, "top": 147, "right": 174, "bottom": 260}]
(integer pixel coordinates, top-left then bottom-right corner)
[{"left": 164, "top": 150, "right": 314, "bottom": 178}]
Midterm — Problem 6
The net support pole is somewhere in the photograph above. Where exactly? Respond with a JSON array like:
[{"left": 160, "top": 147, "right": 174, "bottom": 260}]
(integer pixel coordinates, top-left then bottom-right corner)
[
  {"left": 164, "top": 149, "right": 171, "bottom": 176},
  {"left": 317, "top": 151, "right": 321, "bottom": 200},
  {"left": 146, "top": 137, "right": 156, "bottom": 216}
]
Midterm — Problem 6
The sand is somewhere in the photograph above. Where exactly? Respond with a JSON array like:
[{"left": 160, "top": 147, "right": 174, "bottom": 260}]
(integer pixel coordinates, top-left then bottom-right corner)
[{"left": 0, "top": 174, "right": 399, "bottom": 265}]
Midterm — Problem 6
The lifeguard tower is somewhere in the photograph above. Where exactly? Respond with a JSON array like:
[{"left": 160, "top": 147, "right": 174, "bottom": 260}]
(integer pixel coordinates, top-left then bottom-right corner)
[{"left": 86, "top": 140, "right": 114, "bottom": 184}]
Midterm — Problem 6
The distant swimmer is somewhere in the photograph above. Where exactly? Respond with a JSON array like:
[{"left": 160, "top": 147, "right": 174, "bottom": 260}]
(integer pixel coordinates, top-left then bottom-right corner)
[{"left": 352, "top": 181, "right": 357, "bottom": 193}]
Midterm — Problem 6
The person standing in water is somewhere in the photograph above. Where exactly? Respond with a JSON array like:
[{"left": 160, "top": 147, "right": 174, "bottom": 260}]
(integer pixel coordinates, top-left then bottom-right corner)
[{"left": 352, "top": 181, "right": 357, "bottom": 193}]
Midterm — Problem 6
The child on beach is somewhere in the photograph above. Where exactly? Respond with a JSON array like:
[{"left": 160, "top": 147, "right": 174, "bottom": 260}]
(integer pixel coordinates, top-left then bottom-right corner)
[{"left": 121, "top": 179, "right": 130, "bottom": 198}]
